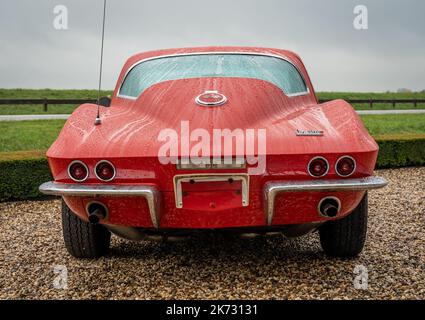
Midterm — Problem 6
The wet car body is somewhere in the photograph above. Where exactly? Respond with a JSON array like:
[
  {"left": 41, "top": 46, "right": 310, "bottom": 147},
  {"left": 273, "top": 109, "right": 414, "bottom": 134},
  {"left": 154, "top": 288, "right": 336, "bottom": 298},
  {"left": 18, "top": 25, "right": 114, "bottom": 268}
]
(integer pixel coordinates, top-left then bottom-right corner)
[{"left": 40, "top": 47, "right": 387, "bottom": 258}]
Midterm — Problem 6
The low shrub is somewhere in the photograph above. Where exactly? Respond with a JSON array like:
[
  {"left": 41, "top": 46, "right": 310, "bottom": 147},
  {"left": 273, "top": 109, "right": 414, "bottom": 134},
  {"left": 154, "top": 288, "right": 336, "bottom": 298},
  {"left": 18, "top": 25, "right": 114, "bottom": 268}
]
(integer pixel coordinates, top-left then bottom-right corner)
[
  {"left": 0, "top": 154, "right": 51, "bottom": 202},
  {"left": 376, "top": 136, "right": 425, "bottom": 168}
]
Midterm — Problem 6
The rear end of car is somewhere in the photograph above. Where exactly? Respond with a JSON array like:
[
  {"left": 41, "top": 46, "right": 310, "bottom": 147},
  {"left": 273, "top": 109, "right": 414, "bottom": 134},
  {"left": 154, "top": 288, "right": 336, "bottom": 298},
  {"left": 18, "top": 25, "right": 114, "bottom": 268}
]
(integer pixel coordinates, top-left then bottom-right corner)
[
  {"left": 39, "top": 48, "right": 388, "bottom": 258},
  {"left": 40, "top": 149, "right": 386, "bottom": 232}
]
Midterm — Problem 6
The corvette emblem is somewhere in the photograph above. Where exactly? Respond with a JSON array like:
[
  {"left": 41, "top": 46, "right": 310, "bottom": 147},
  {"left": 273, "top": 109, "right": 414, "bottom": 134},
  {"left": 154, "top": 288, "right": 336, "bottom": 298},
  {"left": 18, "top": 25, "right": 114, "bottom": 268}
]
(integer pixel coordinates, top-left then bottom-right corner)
[
  {"left": 296, "top": 129, "right": 324, "bottom": 136},
  {"left": 195, "top": 90, "right": 227, "bottom": 107}
]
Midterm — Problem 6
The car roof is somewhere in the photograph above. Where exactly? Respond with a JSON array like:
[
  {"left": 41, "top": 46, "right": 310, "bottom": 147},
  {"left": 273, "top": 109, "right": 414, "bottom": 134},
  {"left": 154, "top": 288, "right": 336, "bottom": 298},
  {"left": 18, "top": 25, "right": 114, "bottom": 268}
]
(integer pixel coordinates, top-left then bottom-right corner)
[
  {"left": 113, "top": 46, "right": 313, "bottom": 99},
  {"left": 122, "top": 46, "right": 304, "bottom": 72}
]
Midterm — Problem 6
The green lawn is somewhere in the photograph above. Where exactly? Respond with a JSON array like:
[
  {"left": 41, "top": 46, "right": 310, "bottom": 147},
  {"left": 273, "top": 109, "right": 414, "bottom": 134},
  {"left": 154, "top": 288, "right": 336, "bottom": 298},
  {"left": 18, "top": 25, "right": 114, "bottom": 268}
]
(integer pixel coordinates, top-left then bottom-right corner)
[
  {"left": 0, "top": 89, "right": 424, "bottom": 114},
  {"left": 0, "top": 104, "right": 78, "bottom": 115},
  {"left": 0, "top": 120, "right": 66, "bottom": 152},
  {"left": 0, "top": 114, "right": 424, "bottom": 155},
  {"left": 360, "top": 114, "right": 425, "bottom": 139}
]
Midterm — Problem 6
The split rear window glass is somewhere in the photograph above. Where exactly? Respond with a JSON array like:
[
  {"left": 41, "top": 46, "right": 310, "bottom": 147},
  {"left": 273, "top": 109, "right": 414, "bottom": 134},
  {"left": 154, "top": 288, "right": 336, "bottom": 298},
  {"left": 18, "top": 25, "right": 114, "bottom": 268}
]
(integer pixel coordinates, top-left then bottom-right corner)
[{"left": 119, "top": 54, "right": 308, "bottom": 98}]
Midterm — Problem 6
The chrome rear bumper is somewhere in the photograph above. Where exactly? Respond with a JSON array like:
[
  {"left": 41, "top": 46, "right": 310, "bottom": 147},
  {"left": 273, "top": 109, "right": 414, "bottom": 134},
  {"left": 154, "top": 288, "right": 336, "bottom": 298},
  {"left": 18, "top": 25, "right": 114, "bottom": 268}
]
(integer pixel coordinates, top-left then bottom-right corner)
[
  {"left": 263, "top": 176, "right": 388, "bottom": 225},
  {"left": 39, "top": 182, "right": 161, "bottom": 228},
  {"left": 40, "top": 175, "right": 387, "bottom": 229}
]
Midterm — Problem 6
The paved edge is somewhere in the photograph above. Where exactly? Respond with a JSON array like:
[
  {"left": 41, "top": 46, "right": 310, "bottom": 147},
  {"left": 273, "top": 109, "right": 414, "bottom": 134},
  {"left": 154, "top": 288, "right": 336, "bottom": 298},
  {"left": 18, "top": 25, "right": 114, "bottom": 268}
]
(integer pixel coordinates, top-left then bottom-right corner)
[
  {"left": 0, "top": 115, "right": 70, "bottom": 121},
  {"left": 1, "top": 110, "right": 425, "bottom": 122},
  {"left": 357, "top": 109, "right": 425, "bottom": 115}
]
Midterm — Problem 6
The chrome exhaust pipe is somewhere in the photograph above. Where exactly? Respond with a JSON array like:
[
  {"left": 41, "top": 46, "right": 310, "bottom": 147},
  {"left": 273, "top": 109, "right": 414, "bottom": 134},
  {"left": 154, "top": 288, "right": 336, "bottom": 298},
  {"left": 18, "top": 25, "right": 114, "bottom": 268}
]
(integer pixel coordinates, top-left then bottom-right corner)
[
  {"left": 86, "top": 202, "right": 107, "bottom": 224},
  {"left": 318, "top": 197, "right": 341, "bottom": 218}
]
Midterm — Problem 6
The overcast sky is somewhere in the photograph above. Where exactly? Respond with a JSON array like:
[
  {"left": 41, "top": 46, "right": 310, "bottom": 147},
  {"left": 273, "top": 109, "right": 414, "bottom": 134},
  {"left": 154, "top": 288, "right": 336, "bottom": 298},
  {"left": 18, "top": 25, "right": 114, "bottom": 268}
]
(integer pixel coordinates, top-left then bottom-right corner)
[{"left": 0, "top": 0, "right": 424, "bottom": 92}]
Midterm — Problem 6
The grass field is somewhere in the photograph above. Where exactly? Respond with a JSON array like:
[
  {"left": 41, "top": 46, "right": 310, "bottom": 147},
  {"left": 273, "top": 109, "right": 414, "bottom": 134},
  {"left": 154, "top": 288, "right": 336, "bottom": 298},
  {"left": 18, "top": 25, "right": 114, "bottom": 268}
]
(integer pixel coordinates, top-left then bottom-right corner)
[
  {"left": 361, "top": 114, "right": 425, "bottom": 139},
  {"left": 1, "top": 114, "right": 424, "bottom": 154},
  {"left": 1, "top": 89, "right": 425, "bottom": 114},
  {"left": 0, "top": 89, "right": 112, "bottom": 115},
  {"left": 0, "top": 120, "right": 66, "bottom": 152}
]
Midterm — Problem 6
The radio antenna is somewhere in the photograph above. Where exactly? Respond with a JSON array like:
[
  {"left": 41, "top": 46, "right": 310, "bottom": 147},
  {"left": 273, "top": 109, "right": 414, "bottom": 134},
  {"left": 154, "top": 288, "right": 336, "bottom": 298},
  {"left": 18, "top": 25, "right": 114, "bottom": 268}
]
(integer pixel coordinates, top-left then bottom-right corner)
[{"left": 95, "top": 0, "right": 107, "bottom": 125}]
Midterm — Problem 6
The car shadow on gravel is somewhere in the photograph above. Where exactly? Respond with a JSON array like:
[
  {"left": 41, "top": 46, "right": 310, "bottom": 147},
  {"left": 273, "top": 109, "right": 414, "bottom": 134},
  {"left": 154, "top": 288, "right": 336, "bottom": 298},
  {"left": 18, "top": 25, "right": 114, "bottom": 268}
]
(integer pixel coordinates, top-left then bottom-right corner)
[
  {"left": 102, "top": 232, "right": 360, "bottom": 297},
  {"left": 108, "top": 232, "right": 327, "bottom": 263}
]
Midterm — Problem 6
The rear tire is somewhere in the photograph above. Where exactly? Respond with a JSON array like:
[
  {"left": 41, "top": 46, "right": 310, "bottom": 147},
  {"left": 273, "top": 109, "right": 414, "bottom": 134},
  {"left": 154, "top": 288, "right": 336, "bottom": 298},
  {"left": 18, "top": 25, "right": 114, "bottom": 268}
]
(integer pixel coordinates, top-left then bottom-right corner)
[
  {"left": 319, "top": 193, "right": 368, "bottom": 258},
  {"left": 61, "top": 199, "right": 111, "bottom": 258}
]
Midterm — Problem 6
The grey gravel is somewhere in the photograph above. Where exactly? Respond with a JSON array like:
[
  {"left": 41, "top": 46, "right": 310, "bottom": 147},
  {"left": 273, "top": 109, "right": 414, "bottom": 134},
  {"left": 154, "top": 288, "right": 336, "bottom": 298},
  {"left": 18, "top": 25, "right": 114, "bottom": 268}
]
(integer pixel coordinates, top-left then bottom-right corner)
[{"left": 0, "top": 167, "right": 424, "bottom": 299}]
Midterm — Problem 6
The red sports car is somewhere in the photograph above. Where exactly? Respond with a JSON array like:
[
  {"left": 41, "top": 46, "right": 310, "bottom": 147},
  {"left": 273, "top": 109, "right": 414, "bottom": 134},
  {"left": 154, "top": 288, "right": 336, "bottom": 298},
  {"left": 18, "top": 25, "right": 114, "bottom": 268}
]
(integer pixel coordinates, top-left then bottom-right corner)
[{"left": 40, "top": 47, "right": 387, "bottom": 259}]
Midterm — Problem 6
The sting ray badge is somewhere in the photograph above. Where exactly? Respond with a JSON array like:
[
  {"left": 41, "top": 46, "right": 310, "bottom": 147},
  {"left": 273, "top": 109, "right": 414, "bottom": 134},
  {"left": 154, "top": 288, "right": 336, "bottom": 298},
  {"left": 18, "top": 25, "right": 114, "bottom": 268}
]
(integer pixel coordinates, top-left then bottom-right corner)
[
  {"left": 296, "top": 129, "right": 324, "bottom": 136},
  {"left": 195, "top": 90, "right": 227, "bottom": 107}
]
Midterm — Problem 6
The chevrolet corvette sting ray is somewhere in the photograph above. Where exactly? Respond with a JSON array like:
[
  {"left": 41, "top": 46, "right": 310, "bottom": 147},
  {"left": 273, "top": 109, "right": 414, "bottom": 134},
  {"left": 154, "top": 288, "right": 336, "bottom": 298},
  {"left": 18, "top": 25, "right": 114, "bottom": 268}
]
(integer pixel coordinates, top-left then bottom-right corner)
[{"left": 39, "top": 47, "right": 388, "bottom": 258}]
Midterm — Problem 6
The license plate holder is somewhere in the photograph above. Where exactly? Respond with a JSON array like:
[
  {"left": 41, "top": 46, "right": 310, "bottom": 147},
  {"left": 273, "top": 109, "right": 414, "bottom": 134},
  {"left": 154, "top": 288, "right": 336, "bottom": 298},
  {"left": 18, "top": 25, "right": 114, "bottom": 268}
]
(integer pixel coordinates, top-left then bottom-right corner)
[{"left": 173, "top": 174, "right": 249, "bottom": 209}]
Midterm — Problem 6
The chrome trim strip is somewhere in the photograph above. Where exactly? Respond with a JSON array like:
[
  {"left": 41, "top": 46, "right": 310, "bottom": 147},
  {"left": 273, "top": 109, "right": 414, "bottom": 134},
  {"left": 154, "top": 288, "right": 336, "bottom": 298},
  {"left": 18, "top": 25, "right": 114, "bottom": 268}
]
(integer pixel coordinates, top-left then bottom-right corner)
[
  {"left": 173, "top": 173, "right": 249, "bottom": 209},
  {"left": 286, "top": 91, "right": 310, "bottom": 98},
  {"left": 176, "top": 158, "right": 246, "bottom": 170},
  {"left": 117, "top": 51, "right": 310, "bottom": 99},
  {"left": 263, "top": 176, "right": 388, "bottom": 226},
  {"left": 94, "top": 160, "right": 117, "bottom": 182},
  {"left": 335, "top": 155, "right": 357, "bottom": 178},
  {"left": 39, "top": 182, "right": 161, "bottom": 228},
  {"left": 67, "top": 160, "right": 89, "bottom": 182},
  {"left": 116, "top": 93, "right": 137, "bottom": 100}
]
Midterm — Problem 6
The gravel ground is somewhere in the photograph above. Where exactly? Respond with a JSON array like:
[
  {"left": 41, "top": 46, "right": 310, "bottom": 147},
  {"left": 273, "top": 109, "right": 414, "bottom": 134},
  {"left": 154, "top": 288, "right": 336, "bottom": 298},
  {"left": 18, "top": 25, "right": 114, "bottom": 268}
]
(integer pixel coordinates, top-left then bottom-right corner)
[{"left": 0, "top": 167, "right": 424, "bottom": 300}]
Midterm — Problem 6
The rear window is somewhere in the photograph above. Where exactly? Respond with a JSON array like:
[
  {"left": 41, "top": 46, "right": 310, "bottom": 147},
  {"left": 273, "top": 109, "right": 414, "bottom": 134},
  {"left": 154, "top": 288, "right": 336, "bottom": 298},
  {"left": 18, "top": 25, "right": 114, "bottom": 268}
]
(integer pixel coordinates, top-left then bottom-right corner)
[{"left": 119, "top": 54, "right": 308, "bottom": 98}]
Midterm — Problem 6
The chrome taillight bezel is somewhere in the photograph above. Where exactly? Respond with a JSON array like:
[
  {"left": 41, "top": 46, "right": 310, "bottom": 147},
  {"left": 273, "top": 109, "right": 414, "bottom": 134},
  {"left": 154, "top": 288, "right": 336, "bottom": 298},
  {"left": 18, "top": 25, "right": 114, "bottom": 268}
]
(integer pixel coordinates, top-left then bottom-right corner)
[
  {"left": 335, "top": 155, "right": 356, "bottom": 177},
  {"left": 307, "top": 156, "right": 329, "bottom": 178},
  {"left": 176, "top": 157, "right": 246, "bottom": 170},
  {"left": 94, "top": 160, "right": 116, "bottom": 182},
  {"left": 68, "top": 160, "right": 89, "bottom": 182}
]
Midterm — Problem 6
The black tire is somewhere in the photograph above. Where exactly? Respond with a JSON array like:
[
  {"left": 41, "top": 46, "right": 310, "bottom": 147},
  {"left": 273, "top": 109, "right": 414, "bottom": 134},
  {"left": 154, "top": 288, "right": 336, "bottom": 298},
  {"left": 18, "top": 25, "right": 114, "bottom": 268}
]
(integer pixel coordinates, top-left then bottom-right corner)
[
  {"left": 61, "top": 199, "right": 111, "bottom": 258},
  {"left": 319, "top": 193, "right": 368, "bottom": 258}
]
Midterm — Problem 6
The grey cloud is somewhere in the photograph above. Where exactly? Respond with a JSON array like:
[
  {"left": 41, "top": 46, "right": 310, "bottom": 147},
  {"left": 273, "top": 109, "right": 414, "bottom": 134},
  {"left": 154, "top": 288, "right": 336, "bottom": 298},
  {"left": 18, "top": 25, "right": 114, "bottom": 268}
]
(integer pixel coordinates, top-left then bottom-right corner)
[{"left": 0, "top": 0, "right": 424, "bottom": 91}]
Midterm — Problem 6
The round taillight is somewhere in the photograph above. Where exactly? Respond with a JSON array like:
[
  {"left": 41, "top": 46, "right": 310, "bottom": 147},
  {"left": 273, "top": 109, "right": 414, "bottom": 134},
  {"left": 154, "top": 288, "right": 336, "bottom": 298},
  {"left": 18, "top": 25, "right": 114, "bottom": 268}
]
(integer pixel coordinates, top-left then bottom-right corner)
[
  {"left": 95, "top": 160, "right": 116, "bottom": 181},
  {"left": 308, "top": 157, "right": 329, "bottom": 177},
  {"left": 336, "top": 156, "right": 356, "bottom": 177},
  {"left": 68, "top": 161, "right": 89, "bottom": 182}
]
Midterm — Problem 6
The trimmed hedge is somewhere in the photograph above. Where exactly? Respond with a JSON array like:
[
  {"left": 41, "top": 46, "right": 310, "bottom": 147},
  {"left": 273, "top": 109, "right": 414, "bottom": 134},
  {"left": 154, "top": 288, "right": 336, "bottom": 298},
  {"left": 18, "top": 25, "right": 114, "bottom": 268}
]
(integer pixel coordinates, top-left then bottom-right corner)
[
  {"left": 0, "top": 137, "right": 424, "bottom": 202},
  {"left": 0, "top": 157, "right": 52, "bottom": 202},
  {"left": 376, "top": 137, "right": 425, "bottom": 168}
]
